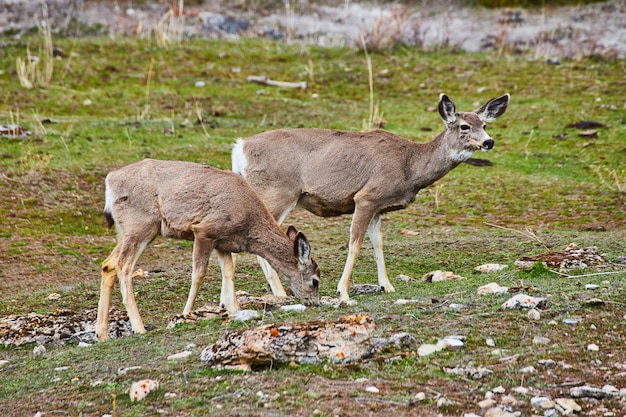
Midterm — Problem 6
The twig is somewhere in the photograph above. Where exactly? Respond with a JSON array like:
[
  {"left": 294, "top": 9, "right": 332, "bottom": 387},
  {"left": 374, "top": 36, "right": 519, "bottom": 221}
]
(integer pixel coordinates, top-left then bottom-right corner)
[
  {"left": 210, "top": 388, "right": 249, "bottom": 402},
  {"left": 548, "top": 270, "right": 624, "bottom": 279},
  {"left": 355, "top": 397, "right": 414, "bottom": 407},
  {"left": 548, "top": 380, "right": 585, "bottom": 388},
  {"left": 483, "top": 222, "right": 548, "bottom": 249},
  {"left": 247, "top": 76, "right": 306, "bottom": 89}
]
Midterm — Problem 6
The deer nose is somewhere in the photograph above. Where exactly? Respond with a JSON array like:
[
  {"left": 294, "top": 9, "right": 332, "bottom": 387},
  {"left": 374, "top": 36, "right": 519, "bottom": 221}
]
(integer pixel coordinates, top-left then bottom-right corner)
[{"left": 482, "top": 139, "right": 495, "bottom": 150}]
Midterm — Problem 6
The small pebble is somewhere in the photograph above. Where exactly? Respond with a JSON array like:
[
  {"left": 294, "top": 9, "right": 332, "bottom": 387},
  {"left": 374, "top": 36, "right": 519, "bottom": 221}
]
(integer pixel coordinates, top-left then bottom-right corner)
[
  {"left": 527, "top": 309, "right": 541, "bottom": 320},
  {"left": 587, "top": 343, "right": 600, "bottom": 352}
]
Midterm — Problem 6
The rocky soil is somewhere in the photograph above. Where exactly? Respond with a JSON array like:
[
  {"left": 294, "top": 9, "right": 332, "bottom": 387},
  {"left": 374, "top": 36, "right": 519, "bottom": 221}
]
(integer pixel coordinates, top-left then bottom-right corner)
[{"left": 1, "top": 0, "right": 625, "bottom": 58}]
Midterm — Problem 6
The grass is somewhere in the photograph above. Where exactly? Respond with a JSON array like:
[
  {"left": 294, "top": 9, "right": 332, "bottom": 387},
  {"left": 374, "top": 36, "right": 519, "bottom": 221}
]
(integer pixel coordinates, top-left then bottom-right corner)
[{"left": 0, "top": 33, "right": 625, "bottom": 417}]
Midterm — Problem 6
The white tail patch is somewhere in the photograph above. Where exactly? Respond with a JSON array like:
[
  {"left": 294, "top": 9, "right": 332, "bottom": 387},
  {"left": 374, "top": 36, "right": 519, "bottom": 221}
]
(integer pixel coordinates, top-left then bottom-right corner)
[
  {"left": 231, "top": 138, "right": 248, "bottom": 176},
  {"left": 104, "top": 176, "right": 114, "bottom": 214}
]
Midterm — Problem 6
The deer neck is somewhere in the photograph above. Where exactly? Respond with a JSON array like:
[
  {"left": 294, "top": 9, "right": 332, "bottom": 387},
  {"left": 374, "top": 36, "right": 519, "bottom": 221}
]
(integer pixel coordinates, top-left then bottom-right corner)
[
  {"left": 409, "top": 130, "right": 467, "bottom": 189},
  {"left": 248, "top": 225, "right": 297, "bottom": 280}
]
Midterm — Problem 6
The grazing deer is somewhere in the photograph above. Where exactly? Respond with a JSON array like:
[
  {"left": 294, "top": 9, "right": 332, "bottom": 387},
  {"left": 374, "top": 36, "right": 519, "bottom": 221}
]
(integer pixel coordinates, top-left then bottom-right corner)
[
  {"left": 96, "top": 159, "right": 320, "bottom": 341},
  {"left": 232, "top": 93, "right": 510, "bottom": 302}
]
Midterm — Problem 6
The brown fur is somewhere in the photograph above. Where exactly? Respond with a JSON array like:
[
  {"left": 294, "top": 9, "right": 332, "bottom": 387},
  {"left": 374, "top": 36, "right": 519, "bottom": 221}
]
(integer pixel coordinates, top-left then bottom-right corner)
[
  {"left": 233, "top": 94, "right": 510, "bottom": 301},
  {"left": 96, "top": 159, "right": 320, "bottom": 341}
]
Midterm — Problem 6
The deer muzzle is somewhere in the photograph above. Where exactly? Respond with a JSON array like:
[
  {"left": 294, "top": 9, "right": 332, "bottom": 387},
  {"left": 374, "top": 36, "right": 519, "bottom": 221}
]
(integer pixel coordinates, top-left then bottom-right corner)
[{"left": 481, "top": 139, "right": 495, "bottom": 150}]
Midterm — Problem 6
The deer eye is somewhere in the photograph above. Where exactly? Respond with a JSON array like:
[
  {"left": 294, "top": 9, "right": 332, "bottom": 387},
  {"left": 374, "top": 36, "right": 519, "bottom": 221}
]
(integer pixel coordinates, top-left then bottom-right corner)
[{"left": 460, "top": 124, "right": 470, "bottom": 131}]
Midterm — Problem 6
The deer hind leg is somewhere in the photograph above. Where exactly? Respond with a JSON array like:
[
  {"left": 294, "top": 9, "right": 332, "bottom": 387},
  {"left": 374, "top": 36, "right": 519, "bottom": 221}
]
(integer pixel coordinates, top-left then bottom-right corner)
[
  {"left": 367, "top": 213, "right": 395, "bottom": 293},
  {"left": 217, "top": 250, "right": 239, "bottom": 313},
  {"left": 96, "top": 246, "right": 121, "bottom": 341},
  {"left": 183, "top": 235, "right": 214, "bottom": 315},
  {"left": 336, "top": 205, "right": 377, "bottom": 302}
]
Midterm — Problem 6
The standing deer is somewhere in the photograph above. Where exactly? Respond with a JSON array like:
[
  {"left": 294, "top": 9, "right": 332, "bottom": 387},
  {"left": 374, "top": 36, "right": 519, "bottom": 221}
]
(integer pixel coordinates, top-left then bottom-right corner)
[
  {"left": 96, "top": 159, "right": 320, "bottom": 341},
  {"left": 232, "top": 93, "right": 509, "bottom": 302}
]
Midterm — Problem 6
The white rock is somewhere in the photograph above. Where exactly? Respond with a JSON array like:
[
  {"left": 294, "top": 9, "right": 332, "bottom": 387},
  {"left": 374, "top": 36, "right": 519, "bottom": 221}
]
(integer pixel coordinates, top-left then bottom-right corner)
[
  {"left": 47, "top": 292, "right": 61, "bottom": 300},
  {"left": 602, "top": 385, "right": 619, "bottom": 395},
  {"left": 501, "top": 394, "right": 518, "bottom": 406},
  {"left": 414, "top": 392, "right": 426, "bottom": 401},
  {"left": 513, "top": 386, "right": 529, "bottom": 395},
  {"left": 164, "top": 392, "right": 178, "bottom": 399},
  {"left": 78, "top": 342, "right": 91, "bottom": 348},
  {"left": 83, "top": 99, "right": 92, "bottom": 106},
  {"left": 232, "top": 309, "right": 260, "bottom": 322},
  {"left": 514, "top": 259, "right": 536, "bottom": 270},
  {"left": 167, "top": 351, "right": 193, "bottom": 361},
  {"left": 555, "top": 398, "right": 582, "bottom": 414},
  {"left": 570, "top": 385, "right": 610, "bottom": 398},
  {"left": 195, "top": 81, "right": 206, "bottom": 87},
  {"left": 501, "top": 294, "right": 547, "bottom": 309},
  {"left": 484, "top": 407, "right": 516, "bottom": 417},
  {"left": 396, "top": 274, "right": 413, "bottom": 282},
  {"left": 492, "top": 386, "right": 506, "bottom": 394},
  {"left": 585, "top": 284, "right": 600, "bottom": 290},
  {"left": 394, "top": 298, "right": 422, "bottom": 305},
  {"left": 527, "top": 309, "right": 541, "bottom": 320},
  {"left": 448, "top": 303, "right": 466, "bottom": 311},
  {"left": 33, "top": 345, "right": 46, "bottom": 356},
  {"left": 421, "top": 270, "right": 464, "bottom": 282},
  {"left": 533, "top": 336, "right": 551, "bottom": 345},
  {"left": 563, "top": 318, "right": 580, "bottom": 325},
  {"left": 587, "top": 343, "right": 600, "bottom": 351},
  {"left": 118, "top": 366, "right": 142, "bottom": 375},
  {"left": 486, "top": 337, "right": 496, "bottom": 347},
  {"left": 478, "top": 398, "right": 497, "bottom": 409},
  {"left": 280, "top": 304, "right": 306, "bottom": 313},
  {"left": 477, "top": 282, "right": 509, "bottom": 295},
  {"left": 365, "top": 386, "right": 379, "bottom": 393},
  {"left": 436, "top": 397, "right": 454, "bottom": 408},
  {"left": 417, "top": 343, "right": 442, "bottom": 357},
  {"left": 475, "top": 263, "right": 508, "bottom": 273},
  {"left": 437, "top": 336, "right": 464, "bottom": 350},
  {"left": 538, "top": 359, "right": 556, "bottom": 368},
  {"left": 0, "top": 360, "right": 10, "bottom": 368},
  {"left": 519, "top": 366, "right": 537, "bottom": 374},
  {"left": 129, "top": 379, "right": 159, "bottom": 402},
  {"left": 531, "top": 396, "right": 555, "bottom": 409}
]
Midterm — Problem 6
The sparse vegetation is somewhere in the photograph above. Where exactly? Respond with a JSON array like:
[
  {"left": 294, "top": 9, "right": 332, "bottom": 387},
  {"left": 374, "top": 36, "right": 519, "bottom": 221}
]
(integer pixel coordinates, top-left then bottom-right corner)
[{"left": 0, "top": 4, "right": 624, "bottom": 417}]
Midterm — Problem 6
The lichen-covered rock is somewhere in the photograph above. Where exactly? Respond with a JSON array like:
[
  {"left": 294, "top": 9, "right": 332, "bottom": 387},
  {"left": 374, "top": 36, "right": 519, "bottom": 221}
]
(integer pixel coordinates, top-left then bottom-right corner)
[
  {"left": 0, "top": 308, "right": 131, "bottom": 346},
  {"left": 201, "top": 315, "right": 375, "bottom": 369}
]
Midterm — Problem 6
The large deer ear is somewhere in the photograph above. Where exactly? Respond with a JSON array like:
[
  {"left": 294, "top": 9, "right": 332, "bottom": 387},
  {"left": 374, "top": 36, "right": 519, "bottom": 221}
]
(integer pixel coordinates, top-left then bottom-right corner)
[
  {"left": 475, "top": 93, "right": 510, "bottom": 122},
  {"left": 438, "top": 94, "right": 457, "bottom": 127},
  {"left": 294, "top": 232, "right": 312, "bottom": 266},
  {"left": 286, "top": 225, "right": 298, "bottom": 241}
]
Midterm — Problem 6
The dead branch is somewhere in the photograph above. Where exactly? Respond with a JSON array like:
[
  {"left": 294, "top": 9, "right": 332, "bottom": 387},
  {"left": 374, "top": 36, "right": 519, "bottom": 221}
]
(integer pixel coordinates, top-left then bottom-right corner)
[{"left": 247, "top": 75, "right": 307, "bottom": 89}]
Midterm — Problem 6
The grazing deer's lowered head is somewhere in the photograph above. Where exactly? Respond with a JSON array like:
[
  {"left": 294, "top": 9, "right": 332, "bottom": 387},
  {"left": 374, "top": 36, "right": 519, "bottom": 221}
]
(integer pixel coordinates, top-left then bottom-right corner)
[
  {"left": 96, "top": 159, "right": 320, "bottom": 341},
  {"left": 232, "top": 93, "right": 510, "bottom": 302}
]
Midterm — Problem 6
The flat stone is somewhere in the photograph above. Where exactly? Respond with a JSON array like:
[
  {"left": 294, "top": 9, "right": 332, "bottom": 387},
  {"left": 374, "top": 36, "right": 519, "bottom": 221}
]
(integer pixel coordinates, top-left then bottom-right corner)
[
  {"left": 555, "top": 398, "right": 582, "bottom": 414},
  {"left": 477, "top": 282, "right": 509, "bottom": 295}
]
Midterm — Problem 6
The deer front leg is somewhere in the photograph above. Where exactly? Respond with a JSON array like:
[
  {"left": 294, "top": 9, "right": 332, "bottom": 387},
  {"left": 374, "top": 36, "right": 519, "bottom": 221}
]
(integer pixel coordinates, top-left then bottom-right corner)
[
  {"left": 335, "top": 205, "right": 376, "bottom": 302},
  {"left": 183, "top": 236, "right": 214, "bottom": 315},
  {"left": 258, "top": 256, "right": 287, "bottom": 296},
  {"left": 367, "top": 213, "right": 395, "bottom": 293},
  {"left": 116, "top": 240, "right": 151, "bottom": 336},
  {"left": 217, "top": 250, "right": 240, "bottom": 313},
  {"left": 96, "top": 248, "right": 120, "bottom": 341}
]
